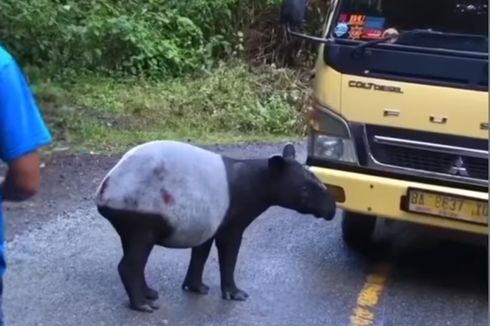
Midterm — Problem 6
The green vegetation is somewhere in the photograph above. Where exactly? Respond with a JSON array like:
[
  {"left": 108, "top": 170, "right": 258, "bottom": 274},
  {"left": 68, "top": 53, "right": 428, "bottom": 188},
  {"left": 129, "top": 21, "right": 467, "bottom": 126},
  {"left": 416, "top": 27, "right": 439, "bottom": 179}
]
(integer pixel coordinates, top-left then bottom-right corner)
[
  {"left": 35, "top": 62, "right": 310, "bottom": 152},
  {"left": 0, "top": 0, "right": 327, "bottom": 152}
]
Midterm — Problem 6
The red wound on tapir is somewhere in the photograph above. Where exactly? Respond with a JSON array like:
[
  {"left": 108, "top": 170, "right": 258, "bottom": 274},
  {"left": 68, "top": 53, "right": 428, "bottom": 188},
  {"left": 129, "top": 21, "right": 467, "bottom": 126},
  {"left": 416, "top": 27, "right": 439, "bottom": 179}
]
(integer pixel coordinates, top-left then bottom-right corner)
[{"left": 163, "top": 191, "right": 174, "bottom": 205}]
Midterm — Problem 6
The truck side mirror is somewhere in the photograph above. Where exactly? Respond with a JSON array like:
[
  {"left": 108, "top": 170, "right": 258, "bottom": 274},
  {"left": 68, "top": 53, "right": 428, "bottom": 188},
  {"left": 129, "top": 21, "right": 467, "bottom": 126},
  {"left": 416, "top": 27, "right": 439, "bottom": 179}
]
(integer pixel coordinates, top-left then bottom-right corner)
[
  {"left": 279, "top": 0, "right": 331, "bottom": 45},
  {"left": 280, "top": 0, "right": 308, "bottom": 30}
]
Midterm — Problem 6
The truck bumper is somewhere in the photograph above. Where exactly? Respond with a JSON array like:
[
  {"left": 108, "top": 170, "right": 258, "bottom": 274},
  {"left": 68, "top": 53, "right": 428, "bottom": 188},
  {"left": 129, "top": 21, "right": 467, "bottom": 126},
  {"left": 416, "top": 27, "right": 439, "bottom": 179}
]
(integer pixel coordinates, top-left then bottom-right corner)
[{"left": 310, "top": 166, "right": 489, "bottom": 235}]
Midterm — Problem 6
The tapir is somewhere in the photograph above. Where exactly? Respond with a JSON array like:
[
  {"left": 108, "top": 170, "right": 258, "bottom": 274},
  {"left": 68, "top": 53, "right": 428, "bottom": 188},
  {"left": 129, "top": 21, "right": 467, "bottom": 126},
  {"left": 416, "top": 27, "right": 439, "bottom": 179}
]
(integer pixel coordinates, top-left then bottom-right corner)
[{"left": 95, "top": 140, "right": 336, "bottom": 312}]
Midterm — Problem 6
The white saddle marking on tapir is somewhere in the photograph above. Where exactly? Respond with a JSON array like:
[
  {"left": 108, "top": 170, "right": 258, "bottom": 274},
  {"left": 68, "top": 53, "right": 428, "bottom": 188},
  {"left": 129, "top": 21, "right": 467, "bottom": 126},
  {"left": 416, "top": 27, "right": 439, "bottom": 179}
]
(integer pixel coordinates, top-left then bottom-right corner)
[{"left": 95, "top": 140, "right": 230, "bottom": 248}]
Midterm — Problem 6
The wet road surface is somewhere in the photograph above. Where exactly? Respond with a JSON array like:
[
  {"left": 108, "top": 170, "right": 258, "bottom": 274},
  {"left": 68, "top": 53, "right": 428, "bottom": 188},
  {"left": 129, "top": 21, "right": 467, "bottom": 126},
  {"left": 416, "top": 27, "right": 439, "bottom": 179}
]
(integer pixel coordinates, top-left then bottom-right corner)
[{"left": 1, "top": 142, "right": 487, "bottom": 326}]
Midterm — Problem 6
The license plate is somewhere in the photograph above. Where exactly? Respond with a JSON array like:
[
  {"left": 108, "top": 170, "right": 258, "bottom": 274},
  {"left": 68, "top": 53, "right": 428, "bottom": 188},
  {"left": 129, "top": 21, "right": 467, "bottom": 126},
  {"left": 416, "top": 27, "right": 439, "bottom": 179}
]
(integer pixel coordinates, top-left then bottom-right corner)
[{"left": 405, "top": 188, "right": 488, "bottom": 225}]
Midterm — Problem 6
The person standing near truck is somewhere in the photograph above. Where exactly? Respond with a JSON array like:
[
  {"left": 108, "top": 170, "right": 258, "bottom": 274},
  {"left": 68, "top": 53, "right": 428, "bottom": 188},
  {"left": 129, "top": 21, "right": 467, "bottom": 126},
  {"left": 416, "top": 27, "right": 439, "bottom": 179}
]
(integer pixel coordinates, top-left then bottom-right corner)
[{"left": 0, "top": 45, "right": 53, "bottom": 325}]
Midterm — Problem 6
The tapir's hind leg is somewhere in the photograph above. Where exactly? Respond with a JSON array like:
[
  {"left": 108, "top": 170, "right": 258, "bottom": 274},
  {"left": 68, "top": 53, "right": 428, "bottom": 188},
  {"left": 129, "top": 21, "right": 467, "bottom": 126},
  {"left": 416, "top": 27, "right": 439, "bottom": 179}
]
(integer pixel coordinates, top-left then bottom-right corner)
[
  {"left": 118, "top": 230, "right": 158, "bottom": 312},
  {"left": 99, "top": 206, "right": 172, "bottom": 312},
  {"left": 143, "top": 277, "right": 159, "bottom": 301},
  {"left": 182, "top": 237, "right": 214, "bottom": 294}
]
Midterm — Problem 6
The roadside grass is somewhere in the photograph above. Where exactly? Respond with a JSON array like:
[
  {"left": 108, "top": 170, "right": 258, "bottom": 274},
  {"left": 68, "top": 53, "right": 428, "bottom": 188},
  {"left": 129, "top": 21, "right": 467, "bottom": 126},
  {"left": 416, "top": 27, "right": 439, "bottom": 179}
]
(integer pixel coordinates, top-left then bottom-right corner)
[{"left": 31, "top": 62, "right": 310, "bottom": 154}]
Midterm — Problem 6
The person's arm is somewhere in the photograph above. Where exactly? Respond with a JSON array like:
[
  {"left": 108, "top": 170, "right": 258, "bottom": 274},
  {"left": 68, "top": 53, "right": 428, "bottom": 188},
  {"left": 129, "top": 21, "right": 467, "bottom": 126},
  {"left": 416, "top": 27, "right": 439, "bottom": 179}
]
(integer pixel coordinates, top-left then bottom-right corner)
[
  {"left": 2, "top": 152, "right": 42, "bottom": 201},
  {"left": 0, "top": 52, "right": 52, "bottom": 202}
]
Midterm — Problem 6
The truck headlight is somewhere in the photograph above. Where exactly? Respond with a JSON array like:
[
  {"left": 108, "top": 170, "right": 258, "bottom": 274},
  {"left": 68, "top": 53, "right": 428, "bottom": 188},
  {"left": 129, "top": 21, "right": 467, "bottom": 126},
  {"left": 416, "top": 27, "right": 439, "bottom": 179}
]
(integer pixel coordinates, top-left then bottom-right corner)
[
  {"left": 310, "top": 134, "right": 358, "bottom": 163},
  {"left": 306, "top": 101, "right": 359, "bottom": 164}
]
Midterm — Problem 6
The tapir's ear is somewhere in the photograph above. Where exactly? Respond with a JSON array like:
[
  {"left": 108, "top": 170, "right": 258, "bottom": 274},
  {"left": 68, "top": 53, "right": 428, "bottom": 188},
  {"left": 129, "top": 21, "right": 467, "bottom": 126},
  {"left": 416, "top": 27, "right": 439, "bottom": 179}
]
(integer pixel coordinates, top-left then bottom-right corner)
[
  {"left": 268, "top": 155, "right": 286, "bottom": 173},
  {"left": 282, "top": 143, "right": 296, "bottom": 159}
]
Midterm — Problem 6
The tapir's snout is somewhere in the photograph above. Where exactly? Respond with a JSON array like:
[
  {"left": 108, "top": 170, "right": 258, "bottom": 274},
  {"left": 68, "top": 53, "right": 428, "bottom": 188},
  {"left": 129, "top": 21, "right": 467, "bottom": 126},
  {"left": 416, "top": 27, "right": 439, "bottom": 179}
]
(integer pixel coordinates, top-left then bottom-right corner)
[
  {"left": 320, "top": 207, "right": 337, "bottom": 220},
  {"left": 312, "top": 205, "right": 336, "bottom": 221},
  {"left": 312, "top": 190, "right": 337, "bottom": 221}
]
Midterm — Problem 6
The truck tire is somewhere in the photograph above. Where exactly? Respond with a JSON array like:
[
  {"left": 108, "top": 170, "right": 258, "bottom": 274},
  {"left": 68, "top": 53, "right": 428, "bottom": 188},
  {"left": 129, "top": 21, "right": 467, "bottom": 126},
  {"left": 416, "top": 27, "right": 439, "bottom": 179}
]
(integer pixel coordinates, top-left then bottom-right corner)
[{"left": 341, "top": 211, "right": 377, "bottom": 249}]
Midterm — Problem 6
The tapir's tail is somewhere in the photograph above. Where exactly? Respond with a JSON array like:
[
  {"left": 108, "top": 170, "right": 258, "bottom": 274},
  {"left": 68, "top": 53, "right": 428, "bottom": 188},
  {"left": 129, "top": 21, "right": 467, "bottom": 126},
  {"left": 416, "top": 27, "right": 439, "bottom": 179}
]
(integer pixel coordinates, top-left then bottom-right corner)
[{"left": 94, "top": 175, "right": 110, "bottom": 207}]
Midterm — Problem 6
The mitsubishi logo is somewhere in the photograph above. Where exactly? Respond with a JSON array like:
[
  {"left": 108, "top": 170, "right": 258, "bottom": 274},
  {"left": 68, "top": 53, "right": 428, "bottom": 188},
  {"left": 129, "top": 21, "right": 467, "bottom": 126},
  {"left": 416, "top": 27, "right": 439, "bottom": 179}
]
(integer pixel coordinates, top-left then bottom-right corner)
[{"left": 448, "top": 157, "right": 469, "bottom": 176}]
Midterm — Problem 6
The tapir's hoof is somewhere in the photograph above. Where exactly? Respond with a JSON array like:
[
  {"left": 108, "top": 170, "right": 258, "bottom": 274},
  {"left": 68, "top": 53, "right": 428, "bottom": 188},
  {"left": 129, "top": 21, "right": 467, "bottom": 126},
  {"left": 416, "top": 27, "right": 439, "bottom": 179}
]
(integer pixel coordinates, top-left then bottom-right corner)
[
  {"left": 182, "top": 282, "right": 210, "bottom": 295},
  {"left": 222, "top": 288, "right": 249, "bottom": 301},
  {"left": 149, "top": 300, "right": 160, "bottom": 310},
  {"left": 144, "top": 287, "right": 159, "bottom": 301},
  {"left": 130, "top": 302, "right": 154, "bottom": 313}
]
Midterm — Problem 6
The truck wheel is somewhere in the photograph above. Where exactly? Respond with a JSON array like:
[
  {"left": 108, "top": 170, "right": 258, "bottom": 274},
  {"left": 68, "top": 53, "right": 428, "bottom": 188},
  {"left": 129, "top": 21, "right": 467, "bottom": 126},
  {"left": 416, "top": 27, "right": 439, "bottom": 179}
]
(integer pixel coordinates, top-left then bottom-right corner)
[{"left": 341, "top": 211, "right": 377, "bottom": 249}]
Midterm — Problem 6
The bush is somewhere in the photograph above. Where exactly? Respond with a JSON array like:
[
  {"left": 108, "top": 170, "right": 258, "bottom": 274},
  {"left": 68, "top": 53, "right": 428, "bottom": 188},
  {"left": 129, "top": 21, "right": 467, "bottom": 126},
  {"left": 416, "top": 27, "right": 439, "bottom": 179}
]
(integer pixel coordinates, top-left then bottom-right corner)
[
  {"left": 0, "top": 0, "right": 241, "bottom": 77},
  {"left": 0, "top": 0, "right": 327, "bottom": 77},
  {"left": 35, "top": 62, "right": 309, "bottom": 150}
]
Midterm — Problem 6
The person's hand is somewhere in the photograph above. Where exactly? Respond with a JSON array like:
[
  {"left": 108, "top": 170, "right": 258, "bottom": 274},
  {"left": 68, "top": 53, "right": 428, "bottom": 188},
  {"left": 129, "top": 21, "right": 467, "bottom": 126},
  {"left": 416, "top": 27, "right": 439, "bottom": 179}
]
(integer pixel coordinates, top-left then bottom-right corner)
[{"left": 2, "top": 151, "right": 41, "bottom": 201}]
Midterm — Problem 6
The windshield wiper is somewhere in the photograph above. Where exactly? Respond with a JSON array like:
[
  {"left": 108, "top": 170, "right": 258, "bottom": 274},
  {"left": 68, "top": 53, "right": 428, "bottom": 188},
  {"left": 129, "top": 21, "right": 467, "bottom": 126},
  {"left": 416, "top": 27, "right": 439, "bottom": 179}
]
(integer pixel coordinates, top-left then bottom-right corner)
[{"left": 351, "top": 28, "right": 444, "bottom": 58}]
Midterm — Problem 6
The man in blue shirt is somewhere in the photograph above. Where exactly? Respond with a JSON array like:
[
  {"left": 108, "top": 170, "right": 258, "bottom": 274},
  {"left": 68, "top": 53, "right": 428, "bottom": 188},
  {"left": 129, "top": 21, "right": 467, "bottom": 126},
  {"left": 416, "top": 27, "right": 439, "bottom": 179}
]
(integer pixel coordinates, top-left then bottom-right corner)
[{"left": 0, "top": 46, "right": 53, "bottom": 325}]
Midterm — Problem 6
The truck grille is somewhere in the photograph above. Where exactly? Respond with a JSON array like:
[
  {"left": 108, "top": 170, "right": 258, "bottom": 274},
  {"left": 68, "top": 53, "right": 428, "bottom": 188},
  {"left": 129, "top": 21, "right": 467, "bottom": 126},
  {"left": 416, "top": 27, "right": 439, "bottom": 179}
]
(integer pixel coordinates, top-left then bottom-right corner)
[
  {"left": 370, "top": 143, "right": 488, "bottom": 180},
  {"left": 365, "top": 125, "right": 489, "bottom": 182}
]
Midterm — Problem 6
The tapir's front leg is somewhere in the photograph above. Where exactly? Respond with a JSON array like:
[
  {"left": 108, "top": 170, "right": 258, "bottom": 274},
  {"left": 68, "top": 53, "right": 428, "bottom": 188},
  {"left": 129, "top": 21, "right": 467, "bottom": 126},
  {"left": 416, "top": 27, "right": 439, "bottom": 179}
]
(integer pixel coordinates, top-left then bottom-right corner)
[
  {"left": 182, "top": 237, "right": 214, "bottom": 294},
  {"left": 215, "top": 230, "right": 249, "bottom": 301}
]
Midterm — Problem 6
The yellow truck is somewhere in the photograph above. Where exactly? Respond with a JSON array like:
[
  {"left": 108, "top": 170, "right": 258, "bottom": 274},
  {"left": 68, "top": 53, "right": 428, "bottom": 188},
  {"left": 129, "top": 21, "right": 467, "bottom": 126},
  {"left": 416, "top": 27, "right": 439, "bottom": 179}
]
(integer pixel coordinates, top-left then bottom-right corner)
[{"left": 280, "top": 0, "right": 488, "bottom": 248}]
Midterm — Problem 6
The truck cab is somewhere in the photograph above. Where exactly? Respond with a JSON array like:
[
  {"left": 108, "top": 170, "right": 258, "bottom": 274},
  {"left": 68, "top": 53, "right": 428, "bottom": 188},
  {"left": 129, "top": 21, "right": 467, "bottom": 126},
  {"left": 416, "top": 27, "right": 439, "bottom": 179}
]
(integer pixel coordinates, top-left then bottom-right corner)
[{"left": 280, "top": 0, "right": 488, "bottom": 248}]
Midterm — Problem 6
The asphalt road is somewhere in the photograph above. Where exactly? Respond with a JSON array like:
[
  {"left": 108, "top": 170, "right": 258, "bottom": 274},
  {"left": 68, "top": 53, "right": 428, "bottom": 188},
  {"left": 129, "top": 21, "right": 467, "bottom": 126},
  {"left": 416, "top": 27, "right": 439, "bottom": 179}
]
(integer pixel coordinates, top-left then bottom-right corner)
[{"left": 1, "top": 142, "right": 487, "bottom": 326}]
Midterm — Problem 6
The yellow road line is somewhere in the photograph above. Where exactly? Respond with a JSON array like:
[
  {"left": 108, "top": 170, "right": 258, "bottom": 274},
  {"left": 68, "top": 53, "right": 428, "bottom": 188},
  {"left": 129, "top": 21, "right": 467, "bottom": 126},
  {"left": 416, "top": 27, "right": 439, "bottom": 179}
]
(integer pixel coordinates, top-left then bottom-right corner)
[{"left": 349, "top": 262, "right": 393, "bottom": 326}]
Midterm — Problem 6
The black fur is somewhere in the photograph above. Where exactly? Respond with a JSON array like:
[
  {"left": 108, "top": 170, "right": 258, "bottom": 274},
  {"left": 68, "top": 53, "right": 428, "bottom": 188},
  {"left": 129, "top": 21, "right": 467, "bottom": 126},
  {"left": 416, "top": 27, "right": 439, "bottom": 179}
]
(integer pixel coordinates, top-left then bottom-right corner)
[
  {"left": 182, "top": 144, "right": 336, "bottom": 301},
  {"left": 97, "top": 143, "right": 337, "bottom": 312},
  {"left": 97, "top": 206, "right": 174, "bottom": 312}
]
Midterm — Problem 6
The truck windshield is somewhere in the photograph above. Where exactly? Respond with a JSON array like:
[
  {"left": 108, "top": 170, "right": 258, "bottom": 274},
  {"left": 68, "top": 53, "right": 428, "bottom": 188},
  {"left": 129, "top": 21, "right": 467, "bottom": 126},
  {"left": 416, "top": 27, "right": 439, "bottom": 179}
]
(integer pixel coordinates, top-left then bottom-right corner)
[{"left": 331, "top": 0, "right": 488, "bottom": 53}]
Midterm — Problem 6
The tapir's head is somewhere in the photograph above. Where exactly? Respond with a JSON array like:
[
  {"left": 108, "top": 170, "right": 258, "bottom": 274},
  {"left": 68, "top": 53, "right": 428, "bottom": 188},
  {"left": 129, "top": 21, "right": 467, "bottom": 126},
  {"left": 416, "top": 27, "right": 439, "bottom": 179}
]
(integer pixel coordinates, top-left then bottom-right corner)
[{"left": 267, "top": 143, "right": 337, "bottom": 220}]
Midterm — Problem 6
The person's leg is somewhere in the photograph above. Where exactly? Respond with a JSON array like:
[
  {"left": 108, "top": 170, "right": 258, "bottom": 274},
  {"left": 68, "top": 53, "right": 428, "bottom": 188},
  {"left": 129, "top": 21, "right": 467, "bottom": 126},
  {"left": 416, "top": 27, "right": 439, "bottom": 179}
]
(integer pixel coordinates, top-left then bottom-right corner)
[{"left": 0, "top": 277, "right": 4, "bottom": 326}]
